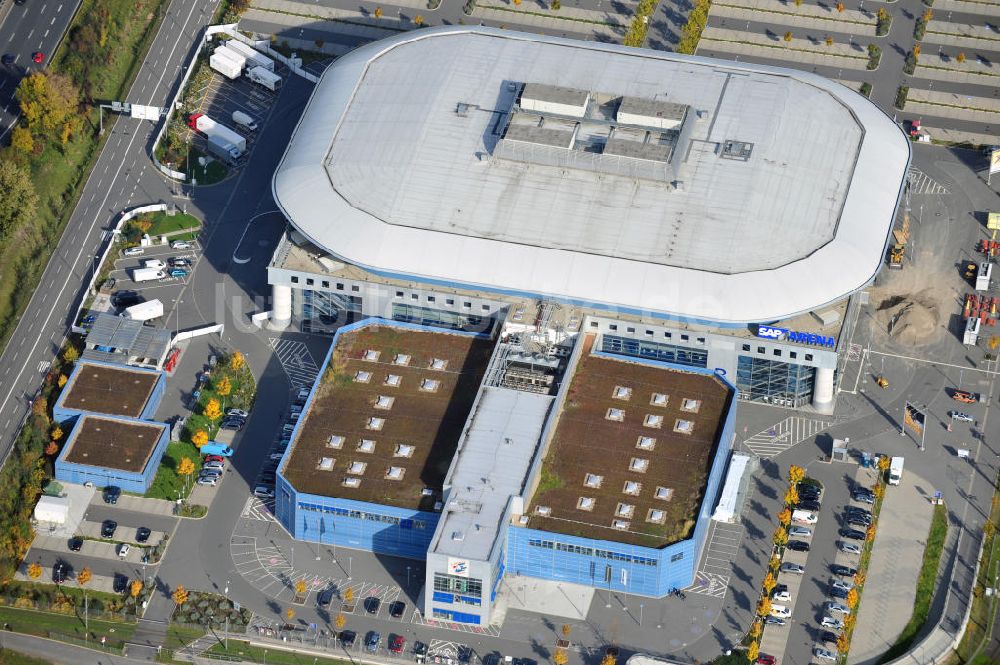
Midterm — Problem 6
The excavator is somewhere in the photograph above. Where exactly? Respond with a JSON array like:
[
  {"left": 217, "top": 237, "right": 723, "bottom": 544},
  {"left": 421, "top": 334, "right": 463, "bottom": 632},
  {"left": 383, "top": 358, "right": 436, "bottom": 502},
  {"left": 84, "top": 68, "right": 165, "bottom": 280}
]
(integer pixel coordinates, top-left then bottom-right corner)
[{"left": 888, "top": 209, "right": 909, "bottom": 269}]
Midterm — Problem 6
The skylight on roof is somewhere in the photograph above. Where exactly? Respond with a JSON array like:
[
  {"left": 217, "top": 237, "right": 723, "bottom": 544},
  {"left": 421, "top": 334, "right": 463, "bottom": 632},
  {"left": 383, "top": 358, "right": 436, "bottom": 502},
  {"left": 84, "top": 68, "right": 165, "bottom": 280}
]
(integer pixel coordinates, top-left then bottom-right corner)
[
  {"left": 535, "top": 505, "right": 552, "bottom": 516},
  {"left": 355, "top": 370, "right": 372, "bottom": 383},
  {"left": 385, "top": 374, "right": 402, "bottom": 387},
  {"left": 636, "top": 436, "right": 656, "bottom": 450},
  {"left": 606, "top": 408, "right": 625, "bottom": 422},
  {"left": 647, "top": 508, "right": 666, "bottom": 524},
  {"left": 584, "top": 473, "right": 603, "bottom": 488},
  {"left": 357, "top": 439, "right": 376, "bottom": 453},
  {"left": 623, "top": 481, "right": 641, "bottom": 496},
  {"left": 420, "top": 378, "right": 441, "bottom": 393},
  {"left": 644, "top": 414, "right": 664, "bottom": 428},
  {"left": 363, "top": 350, "right": 380, "bottom": 362},
  {"left": 343, "top": 477, "right": 361, "bottom": 488},
  {"left": 629, "top": 458, "right": 650, "bottom": 473},
  {"left": 674, "top": 419, "right": 694, "bottom": 433},
  {"left": 655, "top": 486, "right": 674, "bottom": 501},
  {"left": 613, "top": 386, "right": 632, "bottom": 400},
  {"left": 374, "top": 395, "right": 395, "bottom": 410},
  {"left": 612, "top": 519, "right": 631, "bottom": 531},
  {"left": 577, "top": 497, "right": 595, "bottom": 511},
  {"left": 616, "top": 503, "right": 635, "bottom": 518},
  {"left": 347, "top": 461, "right": 367, "bottom": 475},
  {"left": 366, "top": 417, "right": 385, "bottom": 431},
  {"left": 430, "top": 358, "right": 448, "bottom": 370},
  {"left": 650, "top": 393, "right": 668, "bottom": 406},
  {"left": 394, "top": 443, "right": 415, "bottom": 458},
  {"left": 317, "top": 457, "right": 335, "bottom": 471},
  {"left": 385, "top": 466, "right": 405, "bottom": 480},
  {"left": 393, "top": 354, "right": 411, "bottom": 366},
  {"left": 327, "top": 435, "right": 345, "bottom": 449},
  {"left": 681, "top": 398, "right": 701, "bottom": 412}
]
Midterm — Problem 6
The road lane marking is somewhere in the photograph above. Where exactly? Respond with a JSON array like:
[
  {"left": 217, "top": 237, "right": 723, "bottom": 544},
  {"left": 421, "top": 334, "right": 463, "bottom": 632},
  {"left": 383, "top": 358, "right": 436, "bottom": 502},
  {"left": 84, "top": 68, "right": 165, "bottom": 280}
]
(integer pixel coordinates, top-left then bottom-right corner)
[{"left": 44, "top": 30, "right": 50, "bottom": 38}]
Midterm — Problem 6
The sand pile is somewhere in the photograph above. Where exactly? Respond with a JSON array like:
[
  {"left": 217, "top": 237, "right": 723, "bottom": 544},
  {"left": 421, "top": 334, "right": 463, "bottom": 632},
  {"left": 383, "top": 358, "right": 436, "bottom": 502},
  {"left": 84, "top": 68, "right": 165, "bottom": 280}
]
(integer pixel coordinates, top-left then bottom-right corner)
[{"left": 875, "top": 289, "right": 942, "bottom": 346}]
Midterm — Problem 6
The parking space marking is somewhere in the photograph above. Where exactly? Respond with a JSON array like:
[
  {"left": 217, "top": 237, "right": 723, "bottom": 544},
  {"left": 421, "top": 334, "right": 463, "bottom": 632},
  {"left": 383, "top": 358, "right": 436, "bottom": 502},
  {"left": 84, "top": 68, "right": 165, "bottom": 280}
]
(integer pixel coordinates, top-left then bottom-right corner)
[
  {"left": 269, "top": 338, "right": 320, "bottom": 390},
  {"left": 686, "top": 521, "right": 744, "bottom": 593},
  {"left": 413, "top": 613, "right": 503, "bottom": 635},
  {"left": 908, "top": 166, "right": 948, "bottom": 195},
  {"left": 743, "top": 416, "right": 831, "bottom": 458}
]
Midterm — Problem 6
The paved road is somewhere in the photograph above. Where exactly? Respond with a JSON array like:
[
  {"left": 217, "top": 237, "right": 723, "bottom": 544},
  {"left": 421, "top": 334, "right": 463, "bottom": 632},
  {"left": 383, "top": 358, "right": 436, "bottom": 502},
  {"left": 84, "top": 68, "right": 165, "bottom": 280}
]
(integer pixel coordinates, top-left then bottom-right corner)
[
  {"left": 0, "top": 630, "right": 154, "bottom": 665},
  {"left": 0, "top": 0, "right": 81, "bottom": 139},
  {"left": 83, "top": 505, "right": 177, "bottom": 534},
  {"left": 0, "top": 0, "right": 217, "bottom": 469}
]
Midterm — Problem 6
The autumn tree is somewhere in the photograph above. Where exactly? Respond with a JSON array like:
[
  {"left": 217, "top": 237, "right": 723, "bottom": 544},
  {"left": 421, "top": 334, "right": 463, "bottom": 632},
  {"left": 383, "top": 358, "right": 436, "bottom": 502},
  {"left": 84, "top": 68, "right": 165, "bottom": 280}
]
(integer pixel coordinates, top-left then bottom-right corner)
[
  {"left": 601, "top": 653, "right": 617, "bottom": 665},
  {"left": 756, "top": 596, "right": 772, "bottom": 617},
  {"left": 295, "top": 579, "right": 307, "bottom": 596},
  {"left": 873, "top": 484, "right": 885, "bottom": 500},
  {"left": 922, "top": 8, "right": 933, "bottom": 22},
  {"left": 837, "top": 632, "right": 850, "bottom": 653},
  {"left": 335, "top": 613, "right": 346, "bottom": 630},
  {"left": 51, "top": 426, "right": 63, "bottom": 441},
  {"left": 77, "top": 566, "right": 91, "bottom": 587},
  {"left": 957, "top": 52, "right": 967, "bottom": 62},
  {"left": 783, "top": 31, "right": 793, "bottom": 42},
  {"left": 913, "top": 43, "right": 922, "bottom": 57},
  {"left": 27, "top": 562, "right": 41, "bottom": 580},
  {"left": 62, "top": 346, "right": 79, "bottom": 363},
  {"left": 553, "top": 648, "right": 569, "bottom": 665},
  {"left": 746, "top": 640, "right": 759, "bottom": 663},
  {"left": 784, "top": 485, "right": 799, "bottom": 506},
  {"left": 178, "top": 457, "right": 195, "bottom": 490},
  {"left": 15, "top": 72, "right": 79, "bottom": 135},
  {"left": 773, "top": 527, "right": 788, "bottom": 547},
  {"left": 866, "top": 524, "right": 877, "bottom": 541},
  {"left": 778, "top": 508, "right": 791, "bottom": 526},
  {"left": 230, "top": 351, "right": 245, "bottom": 371},
  {"left": 0, "top": 162, "right": 38, "bottom": 241},
  {"left": 57, "top": 374, "right": 68, "bottom": 388},
  {"left": 45, "top": 441, "right": 59, "bottom": 456},
  {"left": 373, "top": 6, "right": 383, "bottom": 17},
  {"left": 847, "top": 587, "right": 859, "bottom": 609},
  {"left": 561, "top": 624, "right": 572, "bottom": 639},
  {"left": 788, "top": 466, "right": 805, "bottom": 484},
  {"left": 749, "top": 619, "right": 762, "bottom": 638},
  {"left": 825, "top": 35, "right": 834, "bottom": 45},
  {"left": 172, "top": 585, "right": 189, "bottom": 605},
  {"left": 853, "top": 570, "right": 866, "bottom": 587},
  {"left": 414, "top": 14, "right": 425, "bottom": 24},
  {"left": 835, "top": 2, "right": 844, "bottom": 10},
  {"left": 131, "top": 580, "right": 143, "bottom": 598},
  {"left": 10, "top": 126, "right": 33, "bottom": 155},
  {"left": 762, "top": 571, "right": 777, "bottom": 594},
  {"left": 286, "top": 607, "right": 296, "bottom": 620},
  {"left": 215, "top": 376, "right": 232, "bottom": 398},
  {"left": 844, "top": 614, "right": 857, "bottom": 631},
  {"left": 344, "top": 586, "right": 355, "bottom": 603},
  {"left": 204, "top": 398, "right": 222, "bottom": 420},
  {"left": 769, "top": 554, "right": 781, "bottom": 571},
  {"left": 192, "top": 430, "right": 209, "bottom": 448}
]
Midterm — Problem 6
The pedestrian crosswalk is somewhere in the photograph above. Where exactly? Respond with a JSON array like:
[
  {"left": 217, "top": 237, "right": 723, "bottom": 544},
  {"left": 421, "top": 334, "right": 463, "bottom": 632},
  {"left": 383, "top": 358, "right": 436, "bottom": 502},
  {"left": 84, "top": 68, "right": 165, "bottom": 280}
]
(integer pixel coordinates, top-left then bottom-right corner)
[
  {"left": 268, "top": 338, "right": 319, "bottom": 390},
  {"left": 684, "top": 521, "right": 743, "bottom": 598},
  {"left": 742, "top": 416, "right": 831, "bottom": 458},
  {"left": 908, "top": 166, "right": 948, "bottom": 195},
  {"left": 241, "top": 496, "right": 277, "bottom": 522}
]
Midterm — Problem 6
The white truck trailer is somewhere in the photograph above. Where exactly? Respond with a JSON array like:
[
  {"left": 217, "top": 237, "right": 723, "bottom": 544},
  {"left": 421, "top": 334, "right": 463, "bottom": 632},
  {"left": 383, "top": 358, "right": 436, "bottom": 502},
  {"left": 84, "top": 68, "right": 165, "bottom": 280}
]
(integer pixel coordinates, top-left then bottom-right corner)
[
  {"left": 210, "top": 49, "right": 243, "bottom": 80},
  {"left": 225, "top": 40, "right": 274, "bottom": 71},
  {"left": 888, "top": 456, "right": 904, "bottom": 486},
  {"left": 132, "top": 267, "right": 165, "bottom": 282},
  {"left": 122, "top": 299, "right": 164, "bottom": 322},
  {"left": 187, "top": 113, "right": 246, "bottom": 160},
  {"left": 247, "top": 66, "right": 282, "bottom": 92},
  {"left": 214, "top": 44, "right": 247, "bottom": 69}
]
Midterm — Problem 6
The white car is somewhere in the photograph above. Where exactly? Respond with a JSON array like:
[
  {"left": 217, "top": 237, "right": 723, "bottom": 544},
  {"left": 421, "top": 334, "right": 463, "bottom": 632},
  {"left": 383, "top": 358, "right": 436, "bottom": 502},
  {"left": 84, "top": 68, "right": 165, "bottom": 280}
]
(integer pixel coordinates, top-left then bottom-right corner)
[
  {"left": 197, "top": 476, "right": 218, "bottom": 486},
  {"left": 839, "top": 542, "right": 862, "bottom": 555},
  {"left": 254, "top": 486, "right": 275, "bottom": 499},
  {"left": 831, "top": 579, "right": 854, "bottom": 592},
  {"left": 269, "top": 452, "right": 284, "bottom": 461},
  {"left": 814, "top": 648, "right": 837, "bottom": 661},
  {"left": 772, "top": 590, "right": 791, "bottom": 602},
  {"left": 769, "top": 604, "right": 791, "bottom": 618},
  {"left": 171, "top": 241, "right": 192, "bottom": 250},
  {"left": 780, "top": 562, "right": 805, "bottom": 574},
  {"left": 117, "top": 543, "right": 130, "bottom": 558},
  {"left": 821, "top": 616, "right": 844, "bottom": 630},
  {"left": 789, "top": 526, "right": 812, "bottom": 538},
  {"left": 227, "top": 408, "right": 249, "bottom": 418},
  {"left": 950, "top": 411, "right": 974, "bottom": 422},
  {"left": 826, "top": 601, "right": 851, "bottom": 615},
  {"left": 123, "top": 247, "right": 144, "bottom": 257},
  {"left": 203, "top": 461, "right": 225, "bottom": 471}
]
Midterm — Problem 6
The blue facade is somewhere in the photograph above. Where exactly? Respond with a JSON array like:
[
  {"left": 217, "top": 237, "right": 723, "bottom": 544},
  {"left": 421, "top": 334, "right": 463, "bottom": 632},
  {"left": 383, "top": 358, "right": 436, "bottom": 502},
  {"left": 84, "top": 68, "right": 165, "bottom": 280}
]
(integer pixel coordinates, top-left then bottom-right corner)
[
  {"left": 53, "top": 360, "right": 166, "bottom": 424},
  {"left": 275, "top": 318, "right": 491, "bottom": 559},
  {"left": 504, "top": 350, "right": 737, "bottom": 599},
  {"left": 54, "top": 416, "right": 170, "bottom": 493}
]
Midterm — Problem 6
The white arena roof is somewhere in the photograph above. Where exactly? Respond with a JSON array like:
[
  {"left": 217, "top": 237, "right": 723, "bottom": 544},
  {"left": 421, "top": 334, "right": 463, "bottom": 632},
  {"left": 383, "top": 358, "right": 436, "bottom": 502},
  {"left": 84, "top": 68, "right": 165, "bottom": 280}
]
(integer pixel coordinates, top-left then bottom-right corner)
[{"left": 273, "top": 27, "right": 910, "bottom": 325}]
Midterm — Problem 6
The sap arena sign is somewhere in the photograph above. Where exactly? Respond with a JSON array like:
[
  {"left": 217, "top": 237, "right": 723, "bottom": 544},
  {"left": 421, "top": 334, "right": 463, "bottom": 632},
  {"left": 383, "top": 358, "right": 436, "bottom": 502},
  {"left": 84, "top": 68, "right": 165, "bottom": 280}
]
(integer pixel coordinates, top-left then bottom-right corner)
[{"left": 756, "top": 325, "right": 836, "bottom": 348}]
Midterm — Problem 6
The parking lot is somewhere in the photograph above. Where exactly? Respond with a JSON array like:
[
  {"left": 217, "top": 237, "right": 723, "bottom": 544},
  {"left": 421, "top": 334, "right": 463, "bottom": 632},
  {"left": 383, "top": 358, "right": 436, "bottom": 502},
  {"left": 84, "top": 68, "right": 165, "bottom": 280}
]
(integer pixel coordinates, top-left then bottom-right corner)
[{"left": 99, "top": 238, "right": 203, "bottom": 325}]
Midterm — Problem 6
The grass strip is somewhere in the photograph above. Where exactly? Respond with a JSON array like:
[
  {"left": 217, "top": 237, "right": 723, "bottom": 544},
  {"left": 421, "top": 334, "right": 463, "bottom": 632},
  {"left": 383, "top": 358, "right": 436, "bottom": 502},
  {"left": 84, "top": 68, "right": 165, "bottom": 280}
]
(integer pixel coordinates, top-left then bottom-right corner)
[
  {"left": 700, "top": 36, "right": 867, "bottom": 58},
  {"left": 713, "top": 3, "right": 873, "bottom": 25},
  {"left": 877, "top": 504, "right": 949, "bottom": 663},
  {"left": 953, "top": 491, "right": 1000, "bottom": 663},
  {"left": 206, "top": 640, "right": 353, "bottom": 664},
  {"left": 480, "top": 3, "right": 625, "bottom": 26},
  {"left": 0, "top": 605, "right": 135, "bottom": 649}
]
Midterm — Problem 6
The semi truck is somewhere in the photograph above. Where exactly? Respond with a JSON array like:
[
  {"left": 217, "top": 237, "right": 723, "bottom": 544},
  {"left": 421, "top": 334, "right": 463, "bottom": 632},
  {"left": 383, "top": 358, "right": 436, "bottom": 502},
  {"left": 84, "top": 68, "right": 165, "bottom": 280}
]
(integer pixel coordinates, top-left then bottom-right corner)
[
  {"left": 132, "top": 267, "right": 165, "bottom": 282},
  {"left": 206, "top": 134, "right": 242, "bottom": 163},
  {"left": 247, "top": 66, "right": 282, "bottom": 92},
  {"left": 232, "top": 110, "right": 258, "bottom": 131},
  {"left": 213, "top": 44, "right": 246, "bottom": 69},
  {"left": 888, "top": 457, "right": 904, "bottom": 486},
  {"left": 225, "top": 40, "right": 274, "bottom": 71},
  {"left": 187, "top": 113, "right": 246, "bottom": 160},
  {"left": 122, "top": 299, "right": 164, "bottom": 322},
  {"left": 209, "top": 49, "right": 243, "bottom": 79}
]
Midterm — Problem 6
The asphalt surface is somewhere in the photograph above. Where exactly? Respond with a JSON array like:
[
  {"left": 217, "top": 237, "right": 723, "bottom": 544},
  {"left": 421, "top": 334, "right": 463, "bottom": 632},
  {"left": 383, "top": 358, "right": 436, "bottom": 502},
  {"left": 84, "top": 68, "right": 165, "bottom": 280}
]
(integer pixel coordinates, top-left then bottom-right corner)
[{"left": 0, "top": 0, "right": 81, "bottom": 139}]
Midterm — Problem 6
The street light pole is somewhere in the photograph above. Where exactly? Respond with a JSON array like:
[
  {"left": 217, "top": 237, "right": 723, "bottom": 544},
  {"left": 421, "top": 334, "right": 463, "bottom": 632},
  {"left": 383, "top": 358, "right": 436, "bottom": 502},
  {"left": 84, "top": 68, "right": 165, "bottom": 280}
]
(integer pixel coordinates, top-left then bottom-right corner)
[
  {"left": 639, "top": 603, "right": 643, "bottom": 626},
  {"left": 224, "top": 579, "right": 230, "bottom": 650},
  {"left": 349, "top": 556, "right": 352, "bottom": 578}
]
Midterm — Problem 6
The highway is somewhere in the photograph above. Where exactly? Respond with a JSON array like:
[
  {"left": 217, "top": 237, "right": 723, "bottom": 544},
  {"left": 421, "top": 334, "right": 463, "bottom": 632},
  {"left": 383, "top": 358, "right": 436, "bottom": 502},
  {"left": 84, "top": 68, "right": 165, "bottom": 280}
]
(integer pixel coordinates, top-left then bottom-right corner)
[
  {"left": 0, "top": 0, "right": 218, "bottom": 467},
  {"left": 0, "top": 0, "right": 82, "bottom": 138}
]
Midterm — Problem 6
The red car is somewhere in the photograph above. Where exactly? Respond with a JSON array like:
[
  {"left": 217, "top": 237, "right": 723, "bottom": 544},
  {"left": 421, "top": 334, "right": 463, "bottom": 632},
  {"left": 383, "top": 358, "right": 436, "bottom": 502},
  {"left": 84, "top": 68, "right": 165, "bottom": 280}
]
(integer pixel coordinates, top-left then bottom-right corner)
[
  {"left": 31, "top": 51, "right": 44, "bottom": 63},
  {"left": 951, "top": 390, "right": 980, "bottom": 404},
  {"left": 389, "top": 635, "right": 406, "bottom": 654},
  {"left": 204, "top": 455, "right": 225, "bottom": 464},
  {"left": 756, "top": 655, "right": 776, "bottom": 665}
]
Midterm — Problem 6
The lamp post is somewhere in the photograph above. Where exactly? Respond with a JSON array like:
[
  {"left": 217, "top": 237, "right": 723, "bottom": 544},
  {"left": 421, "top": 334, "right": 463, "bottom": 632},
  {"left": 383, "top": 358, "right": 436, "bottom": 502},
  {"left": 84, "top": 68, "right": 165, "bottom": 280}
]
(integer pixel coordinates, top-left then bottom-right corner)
[
  {"left": 406, "top": 566, "right": 412, "bottom": 589},
  {"left": 224, "top": 579, "right": 230, "bottom": 650},
  {"left": 349, "top": 556, "right": 353, "bottom": 578},
  {"left": 639, "top": 603, "right": 643, "bottom": 626}
]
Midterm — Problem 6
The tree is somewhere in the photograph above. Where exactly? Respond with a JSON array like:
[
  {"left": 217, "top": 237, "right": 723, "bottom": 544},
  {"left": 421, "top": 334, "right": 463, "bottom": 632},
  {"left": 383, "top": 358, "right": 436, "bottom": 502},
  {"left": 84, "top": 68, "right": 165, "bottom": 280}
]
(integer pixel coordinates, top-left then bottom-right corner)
[
  {"left": 335, "top": 613, "right": 346, "bottom": 630},
  {"left": 414, "top": 14, "right": 425, "bottom": 24},
  {"left": 853, "top": 571, "right": 867, "bottom": 587},
  {"left": 847, "top": 587, "right": 859, "bottom": 609},
  {"left": 844, "top": 614, "right": 856, "bottom": 631},
  {"left": 204, "top": 398, "right": 222, "bottom": 420},
  {"left": 783, "top": 30, "right": 793, "bottom": 42},
  {"left": 62, "top": 346, "right": 79, "bottom": 363},
  {"left": 778, "top": 508, "right": 791, "bottom": 526},
  {"left": 922, "top": 7, "right": 933, "bottom": 22},
  {"left": 192, "top": 430, "right": 209, "bottom": 448},
  {"left": 561, "top": 624, "right": 572, "bottom": 639},
  {"left": 172, "top": 585, "right": 189, "bottom": 605},
  {"left": 57, "top": 374, "right": 68, "bottom": 388},
  {"left": 913, "top": 43, "right": 921, "bottom": 57},
  {"left": 513, "top": 0, "right": 521, "bottom": 5},
  {"left": 788, "top": 466, "right": 805, "bottom": 484},
  {"left": 78, "top": 567, "right": 92, "bottom": 638},
  {"left": 746, "top": 640, "right": 759, "bottom": 663},
  {"left": 373, "top": 6, "right": 383, "bottom": 17},
  {"left": 77, "top": 566, "right": 91, "bottom": 587},
  {"left": 285, "top": 607, "right": 296, "bottom": 620},
  {"left": 130, "top": 580, "right": 143, "bottom": 598},
  {"left": 877, "top": 455, "right": 890, "bottom": 472},
  {"left": 295, "top": 579, "right": 307, "bottom": 596},
  {"left": 551, "top": 0, "right": 561, "bottom": 8},
  {"left": 553, "top": 648, "right": 568, "bottom": 665},
  {"left": 957, "top": 52, "right": 967, "bottom": 62},
  {"left": 27, "top": 562, "right": 41, "bottom": 580},
  {"left": 51, "top": 426, "right": 63, "bottom": 441},
  {"left": 784, "top": 485, "right": 799, "bottom": 506},
  {"left": 10, "top": 126, "right": 33, "bottom": 155},
  {"left": 215, "top": 376, "right": 232, "bottom": 398},
  {"left": 756, "top": 596, "right": 772, "bottom": 617},
  {"left": 749, "top": 619, "right": 761, "bottom": 638},
  {"left": 15, "top": 72, "right": 79, "bottom": 135},
  {"left": 773, "top": 527, "right": 788, "bottom": 547},
  {"left": 178, "top": 457, "right": 195, "bottom": 491},
  {"left": 230, "top": 351, "right": 245, "bottom": 371},
  {"left": 762, "top": 572, "right": 777, "bottom": 594},
  {"left": 601, "top": 653, "right": 617, "bottom": 665},
  {"left": 835, "top": 1, "right": 844, "bottom": 10},
  {"left": 826, "top": 35, "right": 834, "bottom": 45},
  {"left": 344, "top": 586, "right": 355, "bottom": 603},
  {"left": 0, "top": 162, "right": 38, "bottom": 241},
  {"left": 837, "top": 632, "right": 850, "bottom": 653},
  {"left": 873, "top": 484, "right": 885, "bottom": 500},
  {"left": 793, "top": 0, "right": 802, "bottom": 6},
  {"left": 867, "top": 524, "right": 877, "bottom": 541},
  {"left": 45, "top": 441, "right": 59, "bottom": 456},
  {"left": 769, "top": 554, "right": 781, "bottom": 571}
]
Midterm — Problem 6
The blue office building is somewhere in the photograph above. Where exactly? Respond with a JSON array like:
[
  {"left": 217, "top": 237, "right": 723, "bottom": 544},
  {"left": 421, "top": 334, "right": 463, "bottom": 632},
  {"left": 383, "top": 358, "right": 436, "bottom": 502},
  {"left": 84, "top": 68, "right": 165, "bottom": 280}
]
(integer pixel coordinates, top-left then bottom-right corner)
[
  {"left": 55, "top": 414, "right": 170, "bottom": 494},
  {"left": 53, "top": 360, "right": 165, "bottom": 424}
]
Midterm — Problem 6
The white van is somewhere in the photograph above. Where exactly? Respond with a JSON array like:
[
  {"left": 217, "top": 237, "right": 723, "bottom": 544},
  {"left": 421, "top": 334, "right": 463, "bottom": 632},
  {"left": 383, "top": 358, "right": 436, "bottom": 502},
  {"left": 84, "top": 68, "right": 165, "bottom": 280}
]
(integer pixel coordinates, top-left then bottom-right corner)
[
  {"left": 770, "top": 605, "right": 791, "bottom": 618},
  {"left": 888, "top": 457, "right": 904, "bottom": 486},
  {"left": 792, "top": 509, "right": 818, "bottom": 525},
  {"left": 232, "top": 110, "right": 258, "bottom": 131}
]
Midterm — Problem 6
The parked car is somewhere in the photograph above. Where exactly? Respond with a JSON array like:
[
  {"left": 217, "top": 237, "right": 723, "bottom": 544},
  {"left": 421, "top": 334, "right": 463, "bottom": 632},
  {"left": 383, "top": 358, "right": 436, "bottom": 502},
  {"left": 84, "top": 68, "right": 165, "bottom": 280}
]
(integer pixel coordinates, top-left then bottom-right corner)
[
  {"left": 168, "top": 257, "right": 191, "bottom": 267},
  {"left": 113, "top": 574, "right": 129, "bottom": 594},
  {"left": 52, "top": 561, "right": 71, "bottom": 583},
  {"left": 101, "top": 520, "right": 118, "bottom": 538},
  {"left": 821, "top": 616, "right": 844, "bottom": 630},
  {"left": 103, "top": 486, "right": 121, "bottom": 504},
  {"left": 755, "top": 656, "right": 776, "bottom": 665},
  {"left": 365, "top": 631, "right": 381, "bottom": 652},
  {"left": 123, "top": 247, "right": 144, "bottom": 257},
  {"left": 389, "top": 601, "right": 406, "bottom": 618},
  {"left": 204, "top": 461, "right": 225, "bottom": 471},
  {"left": 839, "top": 542, "right": 862, "bottom": 555},
  {"left": 205, "top": 455, "right": 225, "bottom": 463},
  {"left": 839, "top": 528, "right": 866, "bottom": 541},
  {"left": 413, "top": 641, "right": 428, "bottom": 662},
  {"left": 389, "top": 635, "right": 406, "bottom": 654},
  {"left": 845, "top": 506, "right": 872, "bottom": 518},
  {"left": 365, "top": 596, "right": 381, "bottom": 614},
  {"left": 117, "top": 543, "right": 131, "bottom": 558},
  {"left": 797, "top": 500, "right": 822, "bottom": 512},
  {"left": 458, "top": 646, "right": 474, "bottom": 664},
  {"left": 197, "top": 476, "right": 218, "bottom": 486},
  {"left": 831, "top": 564, "right": 857, "bottom": 577},
  {"left": 200, "top": 467, "right": 222, "bottom": 477},
  {"left": 830, "top": 587, "right": 849, "bottom": 600},
  {"left": 798, "top": 487, "right": 821, "bottom": 501},
  {"left": 950, "top": 411, "right": 974, "bottom": 422},
  {"left": 253, "top": 486, "right": 274, "bottom": 499},
  {"left": 763, "top": 616, "right": 785, "bottom": 626},
  {"left": 820, "top": 631, "right": 839, "bottom": 645},
  {"left": 846, "top": 516, "right": 872, "bottom": 529},
  {"left": 826, "top": 601, "right": 850, "bottom": 615},
  {"left": 771, "top": 589, "right": 791, "bottom": 602},
  {"left": 952, "top": 389, "right": 981, "bottom": 403},
  {"left": 852, "top": 490, "right": 875, "bottom": 505},
  {"left": 136, "top": 527, "right": 151, "bottom": 543},
  {"left": 831, "top": 579, "right": 854, "bottom": 592},
  {"left": 789, "top": 526, "right": 812, "bottom": 538},
  {"left": 169, "top": 268, "right": 189, "bottom": 278},
  {"left": 769, "top": 605, "right": 791, "bottom": 618},
  {"left": 171, "top": 240, "right": 192, "bottom": 250},
  {"left": 220, "top": 419, "right": 244, "bottom": 431},
  {"left": 317, "top": 588, "right": 334, "bottom": 608},
  {"left": 1, "top": 53, "right": 14, "bottom": 65},
  {"left": 780, "top": 562, "right": 805, "bottom": 574},
  {"left": 226, "top": 408, "right": 249, "bottom": 419},
  {"left": 814, "top": 648, "right": 837, "bottom": 661},
  {"left": 786, "top": 540, "right": 810, "bottom": 552},
  {"left": 68, "top": 537, "right": 83, "bottom": 552},
  {"left": 339, "top": 630, "right": 356, "bottom": 647}
]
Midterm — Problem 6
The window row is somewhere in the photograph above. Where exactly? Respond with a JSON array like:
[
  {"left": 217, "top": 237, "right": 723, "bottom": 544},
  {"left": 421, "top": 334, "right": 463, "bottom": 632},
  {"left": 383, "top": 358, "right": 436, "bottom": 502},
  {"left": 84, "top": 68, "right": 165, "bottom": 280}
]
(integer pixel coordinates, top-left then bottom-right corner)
[
  {"left": 590, "top": 322, "right": 706, "bottom": 345},
  {"left": 295, "top": 502, "right": 427, "bottom": 529},
  {"left": 394, "top": 291, "right": 492, "bottom": 312},
  {"left": 525, "top": 539, "right": 660, "bottom": 567},
  {"left": 741, "top": 343, "right": 814, "bottom": 362},
  {"left": 290, "top": 275, "right": 360, "bottom": 292},
  {"left": 433, "top": 573, "right": 483, "bottom": 596}
]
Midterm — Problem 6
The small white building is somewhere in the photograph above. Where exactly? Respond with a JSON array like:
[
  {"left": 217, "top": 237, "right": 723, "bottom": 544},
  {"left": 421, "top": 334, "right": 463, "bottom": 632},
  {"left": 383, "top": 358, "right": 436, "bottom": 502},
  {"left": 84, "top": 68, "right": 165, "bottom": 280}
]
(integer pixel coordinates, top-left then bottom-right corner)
[{"left": 33, "top": 495, "right": 70, "bottom": 526}]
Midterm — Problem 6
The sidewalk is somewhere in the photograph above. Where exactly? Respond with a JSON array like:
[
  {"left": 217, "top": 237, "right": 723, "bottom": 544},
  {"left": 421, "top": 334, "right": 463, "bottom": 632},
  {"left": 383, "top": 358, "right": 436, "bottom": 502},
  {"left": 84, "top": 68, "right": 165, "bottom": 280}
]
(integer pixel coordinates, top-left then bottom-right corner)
[
  {"left": 700, "top": 26, "right": 871, "bottom": 69},
  {"left": 116, "top": 494, "right": 178, "bottom": 517},
  {"left": 923, "top": 21, "right": 1000, "bottom": 49},
  {"left": 712, "top": 0, "right": 875, "bottom": 34},
  {"left": 932, "top": 0, "right": 1000, "bottom": 18}
]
